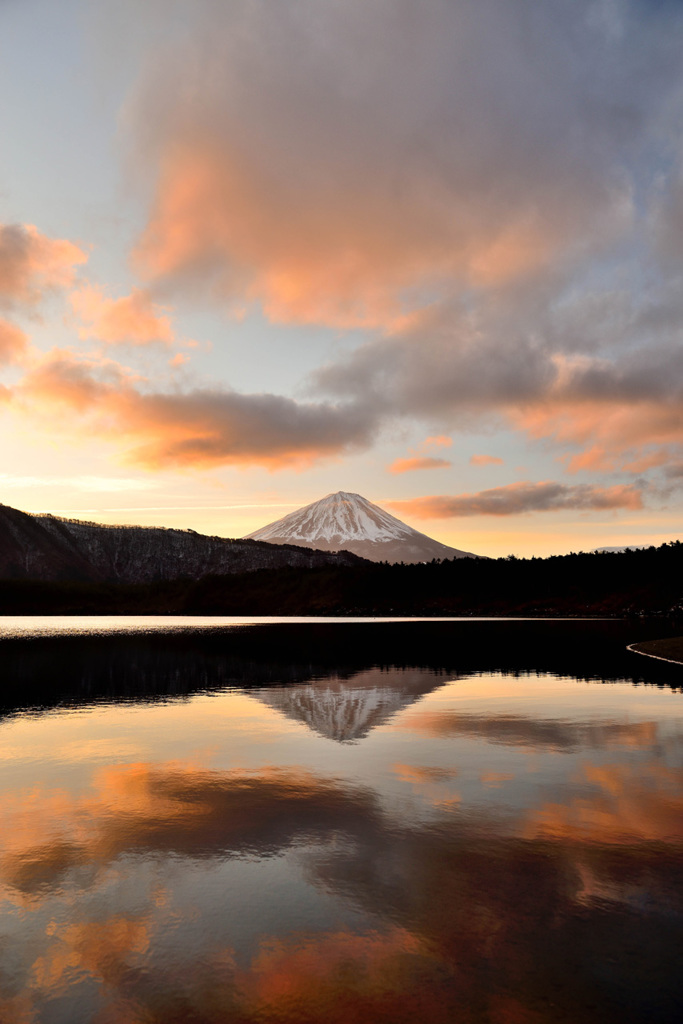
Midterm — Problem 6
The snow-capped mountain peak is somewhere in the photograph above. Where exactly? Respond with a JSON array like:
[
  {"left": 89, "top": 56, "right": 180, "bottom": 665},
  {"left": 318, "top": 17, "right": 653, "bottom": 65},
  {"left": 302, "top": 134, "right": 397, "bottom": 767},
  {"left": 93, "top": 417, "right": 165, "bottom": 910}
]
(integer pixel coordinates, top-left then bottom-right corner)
[
  {"left": 245, "top": 491, "right": 480, "bottom": 563},
  {"left": 248, "top": 491, "right": 412, "bottom": 546}
]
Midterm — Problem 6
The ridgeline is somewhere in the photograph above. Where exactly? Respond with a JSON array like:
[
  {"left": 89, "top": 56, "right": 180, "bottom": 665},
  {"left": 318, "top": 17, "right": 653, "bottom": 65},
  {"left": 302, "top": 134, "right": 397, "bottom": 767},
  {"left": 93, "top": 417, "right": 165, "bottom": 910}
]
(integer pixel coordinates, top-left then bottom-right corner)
[{"left": 0, "top": 541, "right": 681, "bottom": 617}]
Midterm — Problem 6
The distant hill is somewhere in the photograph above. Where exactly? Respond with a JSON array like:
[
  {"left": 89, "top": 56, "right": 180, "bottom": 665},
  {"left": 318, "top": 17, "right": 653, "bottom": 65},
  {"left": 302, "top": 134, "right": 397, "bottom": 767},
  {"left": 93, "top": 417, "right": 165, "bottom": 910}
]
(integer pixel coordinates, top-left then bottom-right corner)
[
  {"left": 245, "top": 490, "right": 480, "bottom": 563},
  {"left": 0, "top": 503, "right": 365, "bottom": 584},
  {"left": 595, "top": 545, "right": 649, "bottom": 553}
]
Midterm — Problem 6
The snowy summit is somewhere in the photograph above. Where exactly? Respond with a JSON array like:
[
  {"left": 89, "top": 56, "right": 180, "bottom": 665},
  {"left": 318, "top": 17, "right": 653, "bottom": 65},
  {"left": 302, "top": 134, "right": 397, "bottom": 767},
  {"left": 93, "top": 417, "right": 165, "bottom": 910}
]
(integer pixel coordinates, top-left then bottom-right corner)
[{"left": 245, "top": 491, "right": 479, "bottom": 563}]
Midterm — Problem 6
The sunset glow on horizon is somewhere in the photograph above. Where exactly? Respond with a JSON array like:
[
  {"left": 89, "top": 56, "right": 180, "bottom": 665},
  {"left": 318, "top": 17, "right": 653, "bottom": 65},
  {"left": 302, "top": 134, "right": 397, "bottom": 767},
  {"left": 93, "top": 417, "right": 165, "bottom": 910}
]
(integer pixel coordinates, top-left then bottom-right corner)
[{"left": 2, "top": 0, "right": 683, "bottom": 557}]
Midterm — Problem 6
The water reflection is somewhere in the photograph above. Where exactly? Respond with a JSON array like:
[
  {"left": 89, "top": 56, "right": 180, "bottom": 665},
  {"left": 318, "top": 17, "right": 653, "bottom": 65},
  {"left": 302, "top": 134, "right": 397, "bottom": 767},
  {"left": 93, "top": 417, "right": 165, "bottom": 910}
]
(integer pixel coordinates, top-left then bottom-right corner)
[
  {"left": 0, "top": 619, "right": 680, "bottom": 719},
  {"left": 0, "top": 622, "right": 681, "bottom": 1023},
  {"left": 249, "top": 668, "right": 447, "bottom": 742},
  {"left": 1, "top": 766, "right": 383, "bottom": 895},
  {"left": 400, "top": 708, "right": 660, "bottom": 750}
]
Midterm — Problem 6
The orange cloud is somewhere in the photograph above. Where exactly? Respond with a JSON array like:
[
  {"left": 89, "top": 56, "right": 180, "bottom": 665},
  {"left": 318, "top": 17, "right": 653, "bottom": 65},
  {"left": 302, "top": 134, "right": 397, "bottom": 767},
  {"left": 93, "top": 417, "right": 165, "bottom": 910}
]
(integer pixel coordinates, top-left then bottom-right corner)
[
  {"left": 388, "top": 456, "right": 451, "bottom": 474},
  {"left": 127, "top": 0, "right": 623, "bottom": 332},
  {"left": 468, "top": 215, "right": 559, "bottom": 287},
  {"left": 133, "top": 143, "right": 442, "bottom": 329},
  {"left": 0, "top": 319, "right": 28, "bottom": 364},
  {"left": 0, "top": 223, "right": 86, "bottom": 309},
  {"left": 511, "top": 365, "right": 683, "bottom": 474},
  {"left": 71, "top": 284, "right": 174, "bottom": 345},
  {"left": 621, "top": 449, "right": 673, "bottom": 473},
  {"left": 14, "top": 349, "right": 376, "bottom": 470},
  {"left": 423, "top": 435, "right": 452, "bottom": 449},
  {"left": 169, "top": 351, "right": 190, "bottom": 367},
  {"left": 106, "top": 0, "right": 683, "bottom": 494},
  {"left": 470, "top": 454, "right": 504, "bottom": 466},
  {"left": 564, "top": 445, "right": 617, "bottom": 473},
  {"left": 134, "top": 141, "right": 571, "bottom": 329},
  {"left": 388, "top": 434, "right": 453, "bottom": 473},
  {"left": 389, "top": 481, "right": 643, "bottom": 519}
]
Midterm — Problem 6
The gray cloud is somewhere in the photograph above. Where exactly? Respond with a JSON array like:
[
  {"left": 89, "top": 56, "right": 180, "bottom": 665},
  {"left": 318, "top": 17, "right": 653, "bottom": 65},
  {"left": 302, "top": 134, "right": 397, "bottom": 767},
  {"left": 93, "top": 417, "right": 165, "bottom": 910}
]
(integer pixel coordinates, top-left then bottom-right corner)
[
  {"left": 105, "top": 0, "right": 683, "bottom": 478},
  {"left": 125, "top": 0, "right": 683, "bottom": 324},
  {"left": 314, "top": 280, "right": 683, "bottom": 407},
  {"left": 18, "top": 352, "right": 379, "bottom": 470},
  {"left": 0, "top": 223, "right": 86, "bottom": 310},
  {"left": 389, "top": 481, "right": 644, "bottom": 518},
  {"left": 311, "top": 291, "right": 683, "bottom": 474},
  {"left": 312, "top": 297, "right": 559, "bottom": 416},
  {"left": 0, "top": 225, "right": 31, "bottom": 303}
]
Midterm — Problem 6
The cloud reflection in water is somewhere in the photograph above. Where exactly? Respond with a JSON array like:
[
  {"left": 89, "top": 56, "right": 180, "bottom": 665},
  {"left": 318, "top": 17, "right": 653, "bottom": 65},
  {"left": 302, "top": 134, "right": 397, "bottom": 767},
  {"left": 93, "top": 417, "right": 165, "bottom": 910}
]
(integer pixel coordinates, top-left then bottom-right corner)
[{"left": 0, "top": 645, "right": 681, "bottom": 1023}]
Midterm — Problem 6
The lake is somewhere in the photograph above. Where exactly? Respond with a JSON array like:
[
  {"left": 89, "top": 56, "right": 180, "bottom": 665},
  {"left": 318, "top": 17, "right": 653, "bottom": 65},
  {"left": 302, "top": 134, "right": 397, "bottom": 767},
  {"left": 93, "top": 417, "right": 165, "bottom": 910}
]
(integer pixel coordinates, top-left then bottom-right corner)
[{"left": 0, "top": 617, "right": 681, "bottom": 1023}]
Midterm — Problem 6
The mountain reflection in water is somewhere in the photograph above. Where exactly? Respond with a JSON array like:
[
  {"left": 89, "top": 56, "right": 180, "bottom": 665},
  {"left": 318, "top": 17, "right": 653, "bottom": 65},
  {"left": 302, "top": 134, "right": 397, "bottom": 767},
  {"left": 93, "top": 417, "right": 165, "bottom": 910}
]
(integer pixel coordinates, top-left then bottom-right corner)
[
  {"left": 250, "top": 668, "right": 447, "bottom": 742},
  {"left": 0, "top": 620, "right": 681, "bottom": 1023}
]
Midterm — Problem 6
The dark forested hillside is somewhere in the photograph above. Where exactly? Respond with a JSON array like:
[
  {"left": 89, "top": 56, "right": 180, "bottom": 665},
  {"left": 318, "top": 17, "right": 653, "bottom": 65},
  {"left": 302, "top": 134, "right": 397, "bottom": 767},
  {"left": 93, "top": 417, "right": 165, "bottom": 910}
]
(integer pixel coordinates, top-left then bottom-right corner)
[
  {"left": 0, "top": 504, "right": 364, "bottom": 583},
  {"left": 177, "top": 541, "right": 683, "bottom": 617},
  {"left": 0, "top": 540, "right": 681, "bottom": 617}
]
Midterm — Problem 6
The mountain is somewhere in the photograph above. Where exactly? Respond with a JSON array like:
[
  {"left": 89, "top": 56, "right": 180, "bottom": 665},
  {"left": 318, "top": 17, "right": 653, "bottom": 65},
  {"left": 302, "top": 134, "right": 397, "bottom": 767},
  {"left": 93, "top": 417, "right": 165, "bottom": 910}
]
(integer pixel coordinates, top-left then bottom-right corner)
[
  {"left": 244, "top": 491, "right": 480, "bottom": 563},
  {"left": 0, "top": 503, "right": 365, "bottom": 584}
]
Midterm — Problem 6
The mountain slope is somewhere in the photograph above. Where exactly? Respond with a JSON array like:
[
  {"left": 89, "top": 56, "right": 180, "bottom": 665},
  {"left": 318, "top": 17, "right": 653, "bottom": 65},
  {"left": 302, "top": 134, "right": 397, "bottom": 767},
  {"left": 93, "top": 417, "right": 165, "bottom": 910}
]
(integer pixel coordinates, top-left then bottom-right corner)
[
  {"left": 245, "top": 490, "right": 480, "bottom": 563},
  {"left": 0, "top": 504, "right": 98, "bottom": 582},
  {"left": 0, "top": 504, "right": 365, "bottom": 584}
]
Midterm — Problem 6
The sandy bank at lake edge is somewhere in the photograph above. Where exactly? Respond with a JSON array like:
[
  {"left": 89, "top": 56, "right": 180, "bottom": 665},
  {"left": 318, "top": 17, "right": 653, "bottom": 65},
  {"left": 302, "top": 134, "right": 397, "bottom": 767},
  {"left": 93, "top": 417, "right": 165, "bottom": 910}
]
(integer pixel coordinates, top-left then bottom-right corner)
[{"left": 628, "top": 636, "right": 683, "bottom": 666}]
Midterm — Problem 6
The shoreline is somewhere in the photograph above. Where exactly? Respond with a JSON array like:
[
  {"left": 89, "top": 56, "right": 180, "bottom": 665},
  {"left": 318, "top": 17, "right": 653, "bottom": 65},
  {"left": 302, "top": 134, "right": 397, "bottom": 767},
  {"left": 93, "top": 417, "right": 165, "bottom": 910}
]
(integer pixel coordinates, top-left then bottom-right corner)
[{"left": 627, "top": 636, "right": 683, "bottom": 666}]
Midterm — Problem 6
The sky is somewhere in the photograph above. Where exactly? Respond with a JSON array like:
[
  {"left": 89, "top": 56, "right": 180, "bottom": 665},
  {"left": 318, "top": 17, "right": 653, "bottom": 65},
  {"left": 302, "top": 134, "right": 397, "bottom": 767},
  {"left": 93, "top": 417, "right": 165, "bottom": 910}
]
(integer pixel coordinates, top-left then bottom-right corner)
[{"left": 1, "top": 0, "right": 682, "bottom": 557}]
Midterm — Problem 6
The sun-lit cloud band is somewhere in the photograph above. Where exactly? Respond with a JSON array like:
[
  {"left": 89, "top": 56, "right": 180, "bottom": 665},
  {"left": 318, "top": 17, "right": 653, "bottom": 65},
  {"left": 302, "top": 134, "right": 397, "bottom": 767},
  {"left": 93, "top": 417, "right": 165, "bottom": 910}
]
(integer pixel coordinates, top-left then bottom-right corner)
[
  {"left": 12, "top": 350, "right": 377, "bottom": 470},
  {"left": 388, "top": 457, "right": 452, "bottom": 475},
  {"left": 390, "top": 481, "right": 644, "bottom": 519}
]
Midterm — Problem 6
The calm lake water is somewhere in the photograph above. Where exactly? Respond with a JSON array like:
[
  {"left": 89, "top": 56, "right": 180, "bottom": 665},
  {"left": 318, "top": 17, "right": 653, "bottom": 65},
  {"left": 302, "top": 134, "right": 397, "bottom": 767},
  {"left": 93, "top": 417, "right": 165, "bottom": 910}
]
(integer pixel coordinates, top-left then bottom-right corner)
[{"left": 0, "top": 618, "right": 681, "bottom": 1023}]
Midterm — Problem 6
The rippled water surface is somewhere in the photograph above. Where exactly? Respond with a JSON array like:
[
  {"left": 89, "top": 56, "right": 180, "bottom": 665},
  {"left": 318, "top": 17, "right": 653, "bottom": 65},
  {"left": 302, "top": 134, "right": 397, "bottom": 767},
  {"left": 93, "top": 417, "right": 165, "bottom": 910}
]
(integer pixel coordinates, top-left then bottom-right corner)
[{"left": 0, "top": 619, "right": 681, "bottom": 1023}]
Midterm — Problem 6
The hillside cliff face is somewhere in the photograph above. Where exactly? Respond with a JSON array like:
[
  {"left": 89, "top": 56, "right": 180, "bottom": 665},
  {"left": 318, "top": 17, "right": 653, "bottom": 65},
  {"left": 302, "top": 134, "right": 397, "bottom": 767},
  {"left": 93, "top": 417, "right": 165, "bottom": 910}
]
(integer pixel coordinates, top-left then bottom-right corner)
[
  {"left": 0, "top": 504, "right": 364, "bottom": 583},
  {"left": 0, "top": 505, "right": 96, "bottom": 581},
  {"left": 246, "top": 491, "right": 480, "bottom": 563}
]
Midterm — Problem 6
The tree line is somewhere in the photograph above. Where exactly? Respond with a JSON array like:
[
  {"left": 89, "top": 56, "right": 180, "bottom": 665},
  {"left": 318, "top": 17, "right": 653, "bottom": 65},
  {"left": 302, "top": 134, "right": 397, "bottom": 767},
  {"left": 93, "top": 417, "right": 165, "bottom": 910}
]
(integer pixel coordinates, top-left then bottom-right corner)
[{"left": 0, "top": 540, "right": 681, "bottom": 617}]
